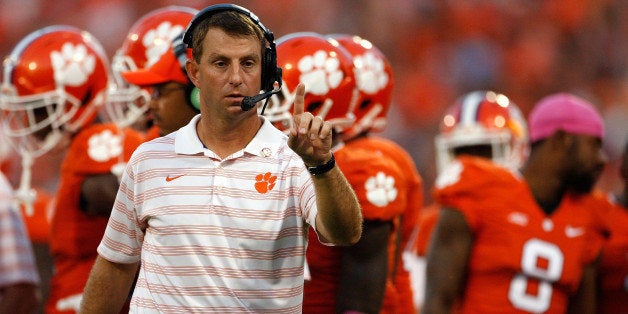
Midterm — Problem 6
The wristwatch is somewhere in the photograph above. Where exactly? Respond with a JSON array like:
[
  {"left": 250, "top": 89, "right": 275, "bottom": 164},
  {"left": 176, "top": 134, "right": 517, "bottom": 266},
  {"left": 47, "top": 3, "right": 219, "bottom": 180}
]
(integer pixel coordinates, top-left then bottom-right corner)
[{"left": 307, "top": 153, "right": 336, "bottom": 176}]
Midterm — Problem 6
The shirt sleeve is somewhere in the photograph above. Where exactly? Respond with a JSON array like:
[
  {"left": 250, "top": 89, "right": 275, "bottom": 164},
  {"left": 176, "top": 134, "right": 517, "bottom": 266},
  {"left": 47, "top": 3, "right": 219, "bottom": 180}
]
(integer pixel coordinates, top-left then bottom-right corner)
[
  {"left": 96, "top": 157, "right": 144, "bottom": 264},
  {"left": 0, "top": 175, "right": 40, "bottom": 287}
]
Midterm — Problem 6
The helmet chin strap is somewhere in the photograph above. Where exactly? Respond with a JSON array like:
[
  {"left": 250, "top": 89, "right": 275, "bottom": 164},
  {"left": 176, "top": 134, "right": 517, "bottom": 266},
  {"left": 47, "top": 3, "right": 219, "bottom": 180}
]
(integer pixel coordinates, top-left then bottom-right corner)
[
  {"left": 15, "top": 150, "right": 36, "bottom": 216},
  {"left": 13, "top": 130, "right": 65, "bottom": 216},
  {"left": 38, "top": 130, "right": 64, "bottom": 157}
]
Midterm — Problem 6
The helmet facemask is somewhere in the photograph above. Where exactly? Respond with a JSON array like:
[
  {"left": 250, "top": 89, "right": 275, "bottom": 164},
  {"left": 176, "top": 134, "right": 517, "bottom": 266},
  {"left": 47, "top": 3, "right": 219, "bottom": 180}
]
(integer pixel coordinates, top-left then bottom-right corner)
[{"left": 102, "top": 50, "right": 152, "bottom": 129}]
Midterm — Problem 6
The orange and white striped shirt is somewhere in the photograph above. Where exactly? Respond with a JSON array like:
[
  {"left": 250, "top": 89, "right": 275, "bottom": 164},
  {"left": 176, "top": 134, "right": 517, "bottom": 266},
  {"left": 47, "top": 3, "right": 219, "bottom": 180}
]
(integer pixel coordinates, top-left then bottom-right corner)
[
  {"left": 0, "top": 173, "right": 39, "bottom": 290},
  {"left": 98, "top": 115, "right": 321, "bottom": 313}
]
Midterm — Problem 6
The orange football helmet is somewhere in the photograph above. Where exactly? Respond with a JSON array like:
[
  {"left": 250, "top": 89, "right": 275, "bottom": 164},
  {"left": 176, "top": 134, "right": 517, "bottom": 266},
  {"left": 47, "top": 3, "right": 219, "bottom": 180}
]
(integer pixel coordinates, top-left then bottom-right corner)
[
  {"left": 104, "top": 5, "right": 198, "bottom": 128},
  {"left": 1, "top": 25, "right": 110, "bottom": 214},
  {"left": 1, "top": 25, "right": 109, "bottom": 157},
  {"left": 435, "top": 90, "right": 529, "bottom": 173},
  {"left": 328, "top": 34, "right": 394, "bottom": 140},
  {"left": 265, "top": 32, "right": 356, "bottom": 133}
]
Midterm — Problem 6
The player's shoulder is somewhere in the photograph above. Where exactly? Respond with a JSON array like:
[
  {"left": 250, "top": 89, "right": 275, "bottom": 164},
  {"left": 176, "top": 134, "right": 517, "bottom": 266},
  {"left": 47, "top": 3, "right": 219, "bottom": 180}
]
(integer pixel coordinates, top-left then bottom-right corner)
[
  {"left": 336, "top": 145, "right": 406, "bottom": 220},
  {"left": 72, "top": 122, "right": 119, "bottom": 142},
  {"left": 435, "top": 155, "right": 518, "bottom": 191},
  {"left": 357, "top": 136, "right": 411, "bottom": 157},
  {"left": 569, "top": 190, "right": 617, "bottom": 214},
  {"left": 336, "top": 142, "right": 401, "bottom": 173},
  {"left": 580, "top": 189, "right": 628, "bottom": 235},
  {"left": 347, "top": 135, "right": 419, "bottom": 173},
  {"left": 143, "top": 125, "right": 161, "bottom": 142},
  {"left": 121, "top": 126, "right": 146, "bottom": 146},
  {"left": 65, "top": 123, "right": 128, "bottom": 163}
]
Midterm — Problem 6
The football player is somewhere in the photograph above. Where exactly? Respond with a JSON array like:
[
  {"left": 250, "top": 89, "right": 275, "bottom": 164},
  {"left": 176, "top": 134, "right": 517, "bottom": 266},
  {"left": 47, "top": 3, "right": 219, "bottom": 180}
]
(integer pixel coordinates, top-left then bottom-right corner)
[
  {"left": 329, "top": 34, "right": 423, "bottom": 314},
  {"left": 424, "top": 93, "right": 607, "bottom": 313},
  {"left": 268, "top": 32, "right": 422, "bottom": 314},
  {"left": 405, "top": 90, "right": 528, "bottom": 310},
  {"left": 0, "top": 25, "right": 144, "bottom": 313},
  {"left": 596, "top": 138, "right": 628, "bottom": 313},
  {"left": 104, "top": 5, "right": 198, "bottom": 140}
]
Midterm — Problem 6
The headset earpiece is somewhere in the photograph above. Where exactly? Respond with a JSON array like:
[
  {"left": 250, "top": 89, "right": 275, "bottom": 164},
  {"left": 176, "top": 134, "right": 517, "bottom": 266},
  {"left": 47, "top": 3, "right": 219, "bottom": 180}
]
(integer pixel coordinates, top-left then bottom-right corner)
[
  {"left": 183, "top": 4, "right": 282, "bottom": 92},
  {"left": 189, "top": 85, "right": 201, "bottom": 110},
  {"left": 183, "top": 83, "right": 201, "bottom": 111}
]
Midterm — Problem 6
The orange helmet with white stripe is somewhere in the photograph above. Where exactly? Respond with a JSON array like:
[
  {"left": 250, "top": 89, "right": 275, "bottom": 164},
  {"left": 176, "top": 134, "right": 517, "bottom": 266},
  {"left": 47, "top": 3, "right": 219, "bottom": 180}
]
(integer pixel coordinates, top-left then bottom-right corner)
[{"left": 435, "top": 90, "right": 529, "bottom": 173}]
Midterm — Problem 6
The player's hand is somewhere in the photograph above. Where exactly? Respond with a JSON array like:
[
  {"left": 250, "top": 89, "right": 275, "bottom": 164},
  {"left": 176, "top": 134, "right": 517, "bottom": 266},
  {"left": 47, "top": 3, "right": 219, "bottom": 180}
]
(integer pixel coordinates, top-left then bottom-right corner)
[{"left": 287, "top": 83, "right": 333, "bottom": 166}]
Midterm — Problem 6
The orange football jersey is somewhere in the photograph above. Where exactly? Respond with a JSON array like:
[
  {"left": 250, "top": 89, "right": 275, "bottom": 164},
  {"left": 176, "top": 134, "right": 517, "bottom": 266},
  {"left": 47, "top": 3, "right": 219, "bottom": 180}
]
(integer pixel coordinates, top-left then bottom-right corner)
[
  {"left": 143, "top": 124, "right": 161, "bottom": 142},
  {"left": 434, "top": 156, "right": 603, "bottom": 314},
  {"left": 413, "top": 203, "right": 439, "bottom": 257},
  {"left": 404, "top": 203, "right": 439, "bottom": 311},
  {"left": 46, "top": 123, "right": 143, "bottom": 313},
  {"left": 19, "top": 188, "right": 54, "bottom": 244},
  {"left": 303, "top": 136, "right": 423, "bottom": 313},
  {"left": 351, "top": 136, "right": 423, "bottom": 314},
  {"left": 593, "top": 193, "right": 628, "bottom": 314},
  {"left": 303, "top": 141, "right": 407, "bottom": 313}
]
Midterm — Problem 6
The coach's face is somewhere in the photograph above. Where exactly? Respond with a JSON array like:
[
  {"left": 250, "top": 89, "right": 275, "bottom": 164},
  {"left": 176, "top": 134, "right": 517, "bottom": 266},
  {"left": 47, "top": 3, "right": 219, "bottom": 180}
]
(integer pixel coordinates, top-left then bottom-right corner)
[{"left": 187, "top": 27, "right": 263, "bottom": 118}]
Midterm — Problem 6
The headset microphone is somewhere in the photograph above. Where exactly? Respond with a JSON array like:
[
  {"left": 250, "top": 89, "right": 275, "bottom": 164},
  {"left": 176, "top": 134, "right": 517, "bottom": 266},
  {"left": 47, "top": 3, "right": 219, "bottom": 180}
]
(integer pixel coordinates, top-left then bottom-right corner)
[{"left": 241, "top": 86, "right": 282, "bottom": 112}]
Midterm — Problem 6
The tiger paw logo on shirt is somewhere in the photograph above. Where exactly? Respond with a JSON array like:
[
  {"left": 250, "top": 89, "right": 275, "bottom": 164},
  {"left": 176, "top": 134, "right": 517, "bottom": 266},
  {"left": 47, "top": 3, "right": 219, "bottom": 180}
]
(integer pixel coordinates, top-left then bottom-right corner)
[
  {"left": 255, "top": 172, "right": 277, "bottom": 193},
  {"left": 87, "top": 129, "right": 123, "bottom": 162},
  {"left": 365, "top": 171, "right": 398, "bottom": 207}
]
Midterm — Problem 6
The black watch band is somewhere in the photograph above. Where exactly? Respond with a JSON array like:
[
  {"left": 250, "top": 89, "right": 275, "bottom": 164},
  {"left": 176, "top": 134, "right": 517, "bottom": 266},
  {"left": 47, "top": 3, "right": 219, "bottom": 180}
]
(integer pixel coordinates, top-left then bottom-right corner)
[{"left": 307, "top": 153, "right": 336, "bottom": 176}]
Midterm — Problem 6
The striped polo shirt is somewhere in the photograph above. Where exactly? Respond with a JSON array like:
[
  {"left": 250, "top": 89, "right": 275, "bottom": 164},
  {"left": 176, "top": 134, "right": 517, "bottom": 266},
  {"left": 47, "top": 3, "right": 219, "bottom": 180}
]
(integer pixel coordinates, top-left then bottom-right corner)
[
  {"left": 98, "top": 115, "right": 320, "bottom": 313},
  {"left": 0, "top": 173, "right": 40, "bottom": 289}
]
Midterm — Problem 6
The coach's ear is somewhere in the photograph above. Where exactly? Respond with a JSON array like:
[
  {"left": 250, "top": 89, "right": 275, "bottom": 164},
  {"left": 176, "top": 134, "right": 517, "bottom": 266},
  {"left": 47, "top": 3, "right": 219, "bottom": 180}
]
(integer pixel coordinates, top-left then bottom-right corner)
[{"left": 186, "top": 59, "right": 200, "bottom": 89}]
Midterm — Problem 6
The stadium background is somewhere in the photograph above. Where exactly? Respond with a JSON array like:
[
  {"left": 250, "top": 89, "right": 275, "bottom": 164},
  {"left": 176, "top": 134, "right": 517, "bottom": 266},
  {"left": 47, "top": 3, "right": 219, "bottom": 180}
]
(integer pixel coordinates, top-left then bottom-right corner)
[{"left": 1, "top": 0, "right": 626, "bottom": 203}]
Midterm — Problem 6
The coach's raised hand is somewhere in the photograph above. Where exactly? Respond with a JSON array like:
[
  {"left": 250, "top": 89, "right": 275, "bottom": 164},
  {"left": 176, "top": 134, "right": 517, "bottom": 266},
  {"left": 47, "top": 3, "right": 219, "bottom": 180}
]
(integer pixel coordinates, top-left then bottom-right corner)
[{"left": 287, "top": 83, "right": 334, "bottom": 167}]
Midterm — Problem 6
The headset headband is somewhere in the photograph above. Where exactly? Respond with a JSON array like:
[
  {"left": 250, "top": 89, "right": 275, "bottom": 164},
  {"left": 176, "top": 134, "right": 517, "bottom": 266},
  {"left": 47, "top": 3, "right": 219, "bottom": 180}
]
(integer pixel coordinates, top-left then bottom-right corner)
[
  {"left": 182, "top": 3, "right": 281, "bottom": 93},
  {"left": 182, "top": 3, "right": 274, "bottom": 48}
]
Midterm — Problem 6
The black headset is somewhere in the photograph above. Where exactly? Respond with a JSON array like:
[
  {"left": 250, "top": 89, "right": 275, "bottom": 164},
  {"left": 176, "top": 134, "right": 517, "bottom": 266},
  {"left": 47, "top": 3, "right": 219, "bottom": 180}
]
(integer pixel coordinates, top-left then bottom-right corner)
[
  {"left": 182, "top": 3, "right": 282, "bottom": 93},
  {"left": 172, "top": 33, "right": 201, "bottom": 111}
]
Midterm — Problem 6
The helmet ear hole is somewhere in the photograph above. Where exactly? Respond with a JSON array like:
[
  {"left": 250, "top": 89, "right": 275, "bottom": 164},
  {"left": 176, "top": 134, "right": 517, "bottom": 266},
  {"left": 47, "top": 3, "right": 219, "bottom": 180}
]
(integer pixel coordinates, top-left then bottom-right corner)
[
  {"left": 81, "top": 90, "right": 93, "bottom": 105},
  {"left": 359, "top": 100, "right": 371, "bottom": 110},
  {"left": 307, "top": 101, "right": 323, "bottom": 113}
]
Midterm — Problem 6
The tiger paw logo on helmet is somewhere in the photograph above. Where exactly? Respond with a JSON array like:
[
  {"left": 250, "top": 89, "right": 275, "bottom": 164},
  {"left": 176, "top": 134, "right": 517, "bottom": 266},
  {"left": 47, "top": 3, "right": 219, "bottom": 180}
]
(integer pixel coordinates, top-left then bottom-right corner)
[
  {"left": 365, "top": 171, "right": 397, "bottom": 207},
  {"left": 298, "top": 50, "right": 344, "bottom": 95},
  {"left": 51, "top": 43, "right": 96, "bottom": 86},
  {"left": 354, "top": 52, "right": 390, "bottom": 95},
  {"left": 143, "top": 22, "right": 185, "bottom": 67},
  {"left": 272, "top": 32, "right": 356, "bottom": 132},
  {"left": 87, "top": 130, "right": 123, "bottom": 162}
]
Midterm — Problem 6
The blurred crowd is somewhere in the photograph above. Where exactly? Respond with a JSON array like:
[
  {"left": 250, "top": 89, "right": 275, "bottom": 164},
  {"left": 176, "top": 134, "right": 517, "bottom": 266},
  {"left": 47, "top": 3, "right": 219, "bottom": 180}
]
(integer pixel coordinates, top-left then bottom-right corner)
[
  {"left": 0, "top": 1, "right": 626, "bottom": 313},
  {"left": 1, "top": 0, "right": 626, "bottom": 201}
]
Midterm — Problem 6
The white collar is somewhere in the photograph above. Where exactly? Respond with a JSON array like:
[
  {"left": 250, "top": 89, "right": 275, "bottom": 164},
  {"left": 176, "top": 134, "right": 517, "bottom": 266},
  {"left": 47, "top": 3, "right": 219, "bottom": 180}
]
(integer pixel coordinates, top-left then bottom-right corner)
[{"left": 174, "top": 114, "right": 287, "bottom": 159}]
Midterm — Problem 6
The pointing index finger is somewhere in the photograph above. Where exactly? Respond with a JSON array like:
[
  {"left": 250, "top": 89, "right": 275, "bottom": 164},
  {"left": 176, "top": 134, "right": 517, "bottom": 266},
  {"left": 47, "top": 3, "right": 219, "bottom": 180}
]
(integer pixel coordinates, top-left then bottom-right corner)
[{"left": 292, "top": 83, "right": 305, "bottom": 116}]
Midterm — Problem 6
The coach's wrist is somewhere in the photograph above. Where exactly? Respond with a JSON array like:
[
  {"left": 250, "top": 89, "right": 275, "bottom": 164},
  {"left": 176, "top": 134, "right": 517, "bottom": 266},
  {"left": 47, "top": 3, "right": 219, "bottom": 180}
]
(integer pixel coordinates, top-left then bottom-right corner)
[{"left": 307, "top": 153, "right": 335, "bottom": 176}]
